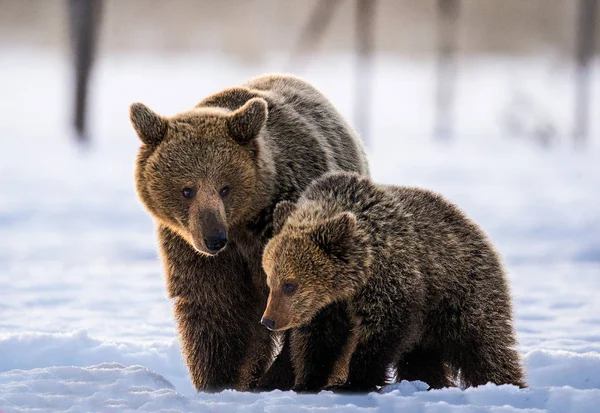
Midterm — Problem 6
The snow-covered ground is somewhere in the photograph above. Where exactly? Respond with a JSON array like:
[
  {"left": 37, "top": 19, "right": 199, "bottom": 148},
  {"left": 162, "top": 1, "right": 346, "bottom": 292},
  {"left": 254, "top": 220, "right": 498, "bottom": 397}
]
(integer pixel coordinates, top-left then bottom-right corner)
[{"left": 0, "top": 50, "right": 599, "bottom": 412}]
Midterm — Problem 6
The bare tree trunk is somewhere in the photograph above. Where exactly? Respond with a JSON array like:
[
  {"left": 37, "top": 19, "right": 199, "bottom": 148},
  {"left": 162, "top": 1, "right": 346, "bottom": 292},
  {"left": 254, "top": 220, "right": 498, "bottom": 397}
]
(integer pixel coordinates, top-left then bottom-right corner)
[
  {"left": 355, "top": 0, "right": 376, "bottom": 146},
  {"left": 434, "top": 0, "right": 460, "bottom": 141},
  {"left": 574, "top": 0, "right": 597, "bottom": 146},
  {"left": 68, "top": 0, "right": 103, "bottom": 144},
  {"left": 287, "top": 0, "right": 342, "bottom": 73}
]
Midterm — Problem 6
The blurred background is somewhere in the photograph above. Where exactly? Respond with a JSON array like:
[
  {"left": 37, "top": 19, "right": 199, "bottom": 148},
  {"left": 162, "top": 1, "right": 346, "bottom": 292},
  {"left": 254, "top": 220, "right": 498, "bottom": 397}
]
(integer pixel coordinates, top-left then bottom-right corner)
[
  {"left": 0, "top": 0, "right": 599, "bottom": 377},
  {"left": 2, "top": 0, "right": 599, "bottom": 147}
]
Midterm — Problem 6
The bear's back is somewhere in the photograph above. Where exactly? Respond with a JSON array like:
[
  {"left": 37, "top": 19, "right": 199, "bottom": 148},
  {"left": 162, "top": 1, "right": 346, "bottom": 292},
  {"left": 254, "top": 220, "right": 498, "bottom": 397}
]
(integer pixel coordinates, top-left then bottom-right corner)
[
  {"left": 386, "top": 185, "right": 492, "bottom": 257},
  {"left": 302, "top": 172, "right": 502, "bottom": 287},
  {"left": 245, "top": 74, "right": 369, "bottom": 178},
  {"left": 383, "top": 185, "right": 509, "bottom": 322}
]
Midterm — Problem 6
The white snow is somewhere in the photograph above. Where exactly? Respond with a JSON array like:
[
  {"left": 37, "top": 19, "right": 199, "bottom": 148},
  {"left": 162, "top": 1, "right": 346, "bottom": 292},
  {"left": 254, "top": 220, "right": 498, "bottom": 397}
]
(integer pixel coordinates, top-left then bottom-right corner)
[{"left": 0, "top": 50, "right": 599, "bottom": 412}]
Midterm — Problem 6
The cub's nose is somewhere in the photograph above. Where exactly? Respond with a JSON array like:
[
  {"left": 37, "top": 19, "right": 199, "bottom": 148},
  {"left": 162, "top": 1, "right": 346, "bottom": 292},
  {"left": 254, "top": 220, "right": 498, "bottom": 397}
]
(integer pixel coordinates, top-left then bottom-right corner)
[
  {"left": 261, "top": 318, "right": 276, "bottom": 330},
  {"left": 204, "top": 232, "right": 227, "bottom": 253}
]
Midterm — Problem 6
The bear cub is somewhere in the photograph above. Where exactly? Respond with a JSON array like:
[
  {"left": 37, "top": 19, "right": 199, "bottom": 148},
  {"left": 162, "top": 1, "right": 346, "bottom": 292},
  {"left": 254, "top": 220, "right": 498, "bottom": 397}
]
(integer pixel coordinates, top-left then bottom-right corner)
[{"left": 261, "top": 172, "right": 526, "bottom": 392}]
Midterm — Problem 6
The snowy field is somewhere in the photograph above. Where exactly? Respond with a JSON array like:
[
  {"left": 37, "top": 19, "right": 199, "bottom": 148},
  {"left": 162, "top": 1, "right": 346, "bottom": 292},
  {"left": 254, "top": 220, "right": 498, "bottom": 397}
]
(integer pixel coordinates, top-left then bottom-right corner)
[{"left": 0, "top": 51, "right": 599, "bottom": 412}]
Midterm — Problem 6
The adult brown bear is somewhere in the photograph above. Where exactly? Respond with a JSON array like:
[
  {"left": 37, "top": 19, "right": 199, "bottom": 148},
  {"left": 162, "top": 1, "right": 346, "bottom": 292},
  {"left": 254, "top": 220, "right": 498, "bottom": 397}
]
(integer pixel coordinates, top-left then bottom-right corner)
[{"left": 129, "top": 74, "right": 369, "bottom": 391}]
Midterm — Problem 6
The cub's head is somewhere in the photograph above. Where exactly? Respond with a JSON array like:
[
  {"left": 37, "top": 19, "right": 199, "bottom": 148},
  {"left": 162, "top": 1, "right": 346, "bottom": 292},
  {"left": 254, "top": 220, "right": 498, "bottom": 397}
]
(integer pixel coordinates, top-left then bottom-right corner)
[
  {"left": 131, "top": 93, "right": 271, "bottom": 256},
  {"left": 260, "top": 201, "right": 371, "bottom": 331}
]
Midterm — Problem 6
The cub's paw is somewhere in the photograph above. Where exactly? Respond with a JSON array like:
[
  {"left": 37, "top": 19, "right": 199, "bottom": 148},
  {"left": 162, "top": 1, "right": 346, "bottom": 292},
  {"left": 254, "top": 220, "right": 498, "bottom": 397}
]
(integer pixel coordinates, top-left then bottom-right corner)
[
  {"left": 323, "top": 383, "right": 374, "bottom": 394},
  {"left": 292, "top": 385, "right": 320, "bottom": 394}
]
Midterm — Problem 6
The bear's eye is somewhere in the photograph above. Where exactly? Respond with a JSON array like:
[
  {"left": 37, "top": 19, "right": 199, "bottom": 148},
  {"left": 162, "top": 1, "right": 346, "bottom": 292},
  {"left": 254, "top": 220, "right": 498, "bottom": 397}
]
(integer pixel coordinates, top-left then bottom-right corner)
[
  {"left": 282, "top": 282, "right": 297, "bottom": 295},
  {"left": 182, "top": 188, "right": 194, "bottom": 199},
  {"left": 219, "top": 186, "right": 230, "bottom": 198}
]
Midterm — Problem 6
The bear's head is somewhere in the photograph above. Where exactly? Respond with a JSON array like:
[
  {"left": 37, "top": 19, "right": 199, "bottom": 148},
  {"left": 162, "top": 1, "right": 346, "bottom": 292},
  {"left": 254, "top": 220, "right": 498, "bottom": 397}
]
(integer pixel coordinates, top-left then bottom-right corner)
[
  {"left": 260, "top": 201, "right": 371, "bottom": 331},
  {"left": 130, "top": 94, "right": 273, "bottom": 256}
]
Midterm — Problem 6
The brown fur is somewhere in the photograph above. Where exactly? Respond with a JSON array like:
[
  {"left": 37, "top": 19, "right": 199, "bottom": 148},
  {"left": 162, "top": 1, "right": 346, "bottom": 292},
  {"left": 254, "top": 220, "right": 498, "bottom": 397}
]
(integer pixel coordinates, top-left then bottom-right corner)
[
  {"left": 327, "top": 327, "right": 359, "bottom": 387},
  {"left": 262, "top": 172, "right": 526, "bottom": 392},
  {"left": 130, "top": 74, "right": 369, "bottom": 391}
]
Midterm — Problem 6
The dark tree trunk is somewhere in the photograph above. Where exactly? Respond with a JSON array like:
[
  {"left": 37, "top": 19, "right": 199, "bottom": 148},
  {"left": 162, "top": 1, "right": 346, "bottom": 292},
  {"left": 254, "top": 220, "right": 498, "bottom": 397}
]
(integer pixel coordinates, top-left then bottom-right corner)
[
  {"left": 574, "top": 0, "right": 597, "bottom": 146},
  {"left": 355, "top": 0, "right": 376, "bottom": 146},
  {"left": 287, "top": 0, "right": 342, "bottom": 72},
  {"left": 434, "top": 0, "right": 460, "bottom": 141},
  {"left": 68, "top": 0, "right": 103, "bottom": 144}
]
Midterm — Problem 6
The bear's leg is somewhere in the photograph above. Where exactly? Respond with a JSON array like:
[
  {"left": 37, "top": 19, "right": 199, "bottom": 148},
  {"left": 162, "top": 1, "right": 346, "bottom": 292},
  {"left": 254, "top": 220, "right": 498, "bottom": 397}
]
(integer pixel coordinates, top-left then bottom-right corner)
[
  {"left": 343, "top": 334, "right": 400, "bottom": 392},
  {"left": 395, "top": 346, "right": 453, "bottom": 389},
  {"left": 456, "top": 342, "right": 526, "bottom": 389},
  {"left": 255, "top": 331, "right": 295, "bottom": 391},
  {"left": 174, "top": 269, "right": 274, "bottom": 391},
  {"left": 175, "top": 297, "right": 255, "bottom": 391},
  {"left": 160, "top": 226, "right": 276, "bottom": 391},
  {"left": 327, "top": 326, "right": 359, "bottom": 387},
  {"left": 236, "top": 321, "right": 277, "bottom": 390},
  {"left": 290, "top": 301, "right": 352, "bottom": 392},
  {"left": 341, "top": 286, "right": 422, "bottom": 393}
]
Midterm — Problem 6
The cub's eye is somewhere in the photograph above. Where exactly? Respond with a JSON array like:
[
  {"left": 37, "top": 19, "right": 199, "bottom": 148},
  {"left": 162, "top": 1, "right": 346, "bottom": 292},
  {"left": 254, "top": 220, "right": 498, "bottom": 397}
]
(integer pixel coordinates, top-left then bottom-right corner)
[
  {"left": 182, "top": 188, "right": 194, "bottom": 199},
  {"left": 282, "top": 282, "right": 297, "bottom": 295},
  {"left": 219, "top": 186, "right": 230, "bottom": 198}
]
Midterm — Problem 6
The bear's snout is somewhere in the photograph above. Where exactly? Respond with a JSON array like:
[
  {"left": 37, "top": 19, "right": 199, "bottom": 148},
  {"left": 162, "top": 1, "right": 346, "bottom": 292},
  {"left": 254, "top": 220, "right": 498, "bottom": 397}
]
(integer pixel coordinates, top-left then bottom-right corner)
[
  {"left": 260, "top": 317, "right": 276, "bottom": 330},
  {"left": 189, "top": 203, "right": 228, "bottom": 256},
  {"left": 261, "top": 293, "right": 294, "bottom": 331},
  {"left": 204, "top": 232, "right": 227, "bottom": 253}
]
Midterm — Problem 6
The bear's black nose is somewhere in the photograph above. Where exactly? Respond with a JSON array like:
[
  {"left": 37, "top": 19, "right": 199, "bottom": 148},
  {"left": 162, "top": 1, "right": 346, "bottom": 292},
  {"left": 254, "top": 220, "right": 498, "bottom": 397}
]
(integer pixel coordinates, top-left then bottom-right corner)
[
  {"left": 261, "top": 318, "right": 276, "bottom": 330},
  {"left": 204, "top": 232, "right": 227, "bottom": 253}
]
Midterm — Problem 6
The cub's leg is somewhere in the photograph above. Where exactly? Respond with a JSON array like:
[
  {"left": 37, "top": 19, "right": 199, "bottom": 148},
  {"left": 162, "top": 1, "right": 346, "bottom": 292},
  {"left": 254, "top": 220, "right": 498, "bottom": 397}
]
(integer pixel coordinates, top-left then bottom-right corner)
[
  {"left": 290, "top": 301, "right": 352, "bottom": 392},
  {"left": 340, "top": 271, "right": 423, "bottom": 393},
  {"left": 395, "top": 346, "right": 453, "bottom": 389},
  {"left": 342, "top": 327, "right": 406, "bottom": 392},
  {"left": 451, "top": 265, "right": 526, "bottom": 389},
  {"left": 456, "top": 341, "right": 526, "bottom": 388},
  {"left": 255, "top": 331, "right": 295, "bottom": 391},
  {"left": 327, "top": 327, "right": 359, "bottom": 387}
]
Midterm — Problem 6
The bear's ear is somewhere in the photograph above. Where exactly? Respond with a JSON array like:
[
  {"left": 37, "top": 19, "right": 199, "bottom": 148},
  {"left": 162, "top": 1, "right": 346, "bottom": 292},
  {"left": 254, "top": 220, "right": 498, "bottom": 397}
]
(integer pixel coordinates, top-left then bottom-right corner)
[
  {"left": 273, "top": 200, "right": 297, "bottom": 235},
  {"left": 226, "top": 97, "right": 268, "bottom": 144},
  {"left": 129, "top": 102, "right": 168, "bottom": 145},
  {"left": 311, "top": 212, "right": 357, "bottom": 259}
]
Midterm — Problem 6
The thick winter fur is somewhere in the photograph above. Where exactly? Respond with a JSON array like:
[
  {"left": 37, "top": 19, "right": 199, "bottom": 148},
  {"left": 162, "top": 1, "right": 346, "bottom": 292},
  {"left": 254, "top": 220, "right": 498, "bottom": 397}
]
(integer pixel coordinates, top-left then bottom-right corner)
[
  {"left": 262, "top": 172, "right": 526, "bottom": 392},
  {"left": 130, "top": 75, "right": 369, "bottom": 391}
]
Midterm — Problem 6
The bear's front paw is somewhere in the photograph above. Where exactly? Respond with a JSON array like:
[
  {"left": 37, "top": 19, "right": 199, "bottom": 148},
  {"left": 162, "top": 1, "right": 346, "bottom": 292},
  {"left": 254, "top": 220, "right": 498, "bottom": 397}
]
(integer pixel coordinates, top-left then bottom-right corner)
[
  {"left": 323, "top": 383, "right": 373, "bottom": 394},
  {"left": 292, "top": 384, "right": 323, "bottom": 394},
  {"left": 292, "top": 375, "right": 337, "bottom": 393}
]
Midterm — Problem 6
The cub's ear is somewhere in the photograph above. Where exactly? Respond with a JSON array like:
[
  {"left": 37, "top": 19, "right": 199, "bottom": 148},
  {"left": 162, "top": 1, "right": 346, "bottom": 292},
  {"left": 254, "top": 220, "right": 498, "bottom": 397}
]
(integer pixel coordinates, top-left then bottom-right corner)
[
  {"left": 272, "top": 200, "right": 297, "bottom": 235},
  {"left": 311, "top": 212, "right": 357, "bottom": 260},
  {"left": 129, "top": 102, "right": 168, "bottom": 145},
  {"left": 226, "top": 97, "right": 268, "bottom": 144}
]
